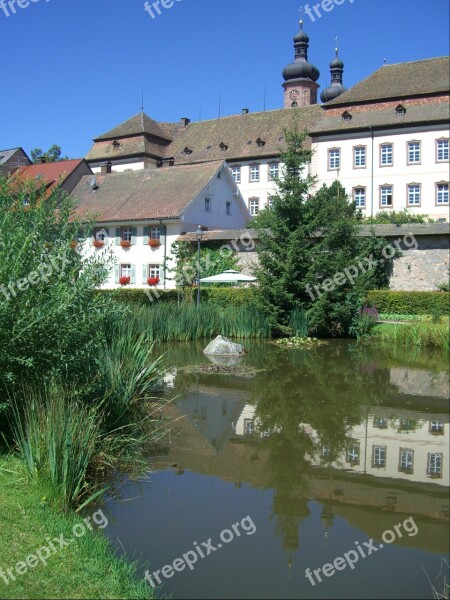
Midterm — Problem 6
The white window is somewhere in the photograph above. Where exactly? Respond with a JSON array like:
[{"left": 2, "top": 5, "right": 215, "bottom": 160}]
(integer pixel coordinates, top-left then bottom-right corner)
[
  {"left": 347, "top": 443, "right": 360, "bottom": 464},
  {"left": 372, "top": 446, "right": 387, "bottom": 467},
  {"left": 354, "top": 146, "right": 366, "bottom": 168},
  {"left": 430, "top": 421, "right": 444, "bottom": 434},
  {"left": 249, "top": 197, "right": 259, "bottom": 216},
  {"left": 95, "top": 228, "right": 107, "bottom": 242},
  {"left": 428, "top": 453, "right": 442, "bottom": 476},
  {"left": 373, "top": 417, "right": 388, "bottom": 429},
  {"left": 231, "top": 166, "right": 241, "bottom": 183},
  {"left": 225, "top": 201, "right": 232, "bottom": 216},
  {"left": 328, "top": 148, "right": 340, "bottom": 170},
  {"left": 250, "top": 165, "right": 260, "bottom": 182},
  {"left": 269, "top": 162, "right": 279, "bottom": 180},
  {"left": 244, "top": 419, "right": 254, "bottom": 435},
  {"left": 268, "top": 197, "right": 275, "bottom": 209},
  {"left": 408, "top": 142, "right": 421, "bottom": 164},
  {"left": 205, "top": 197, "right": 211, "bottom": 212},
  {"left": 436, "top": 183, "right": 449, "bottom": 205},
  {"left": 437, "top": 139, "right": 449, "bottom": 161},
  {"left": 150, "top": 226, "right": 161, "bottom": 240},
  {"left": 353, "top": 187, "right": 366, "bottom": 208},
  {"left": 120, "top": 264, "right": 131, "bottom": 278},
  {"left": 148, "top": 264, "right": 160, "bottom": 279},
  {"left": 380, "top": 143, "right": 393, "bottom": 166},
  {"left": 399, "top": 449, "right": 414, "bottom": 472},
  {"left": 407, "top": 184, "right": 421, "bottom": 206},
  {"left": 380, "top": 185, "right": 393, "bottom": 207},
  {"left": 122, "top": 227, "right": 132, "bottom": 242}
]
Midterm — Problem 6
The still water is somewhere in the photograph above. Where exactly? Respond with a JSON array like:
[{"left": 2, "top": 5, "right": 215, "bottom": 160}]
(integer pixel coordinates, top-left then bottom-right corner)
[{"left": 99, "top": 340, "right": 449, "bottom": 599}]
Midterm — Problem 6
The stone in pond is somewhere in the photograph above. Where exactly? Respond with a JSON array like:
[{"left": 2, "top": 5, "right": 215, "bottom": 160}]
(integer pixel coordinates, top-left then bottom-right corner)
[{"left": 204, "top": 335, "right": 245, "bottom": 356}]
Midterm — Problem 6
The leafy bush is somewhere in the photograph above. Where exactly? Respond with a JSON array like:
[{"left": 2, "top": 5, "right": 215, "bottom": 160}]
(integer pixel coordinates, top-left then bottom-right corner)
[
  {"left": 365, "top": 209, "right": 435, "bottom": 224},
  {"left": 350, "top": 305, "right": 379, "bottom": 339},
  {"left": 366, "top": 290, "right": 449, "bottom": 315}
]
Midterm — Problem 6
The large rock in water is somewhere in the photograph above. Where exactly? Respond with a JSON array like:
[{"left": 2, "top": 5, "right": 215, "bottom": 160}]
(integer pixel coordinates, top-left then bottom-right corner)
[{"left": 204, "top": 335, "right": 244, "bottom": 356}]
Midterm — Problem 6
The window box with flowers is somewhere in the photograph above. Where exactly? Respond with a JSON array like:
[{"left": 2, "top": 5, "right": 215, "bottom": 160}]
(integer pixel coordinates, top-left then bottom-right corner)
[
  {"left": 119, "top": 276, "right": 131, "bottom": 286},
  {"left": 93, "top": 240, "right": 104, "bottom": 249},
  {"left": 120, "top": 240, "right": 132, "bottom": 249},
  {"left": 149, "top": 239, "right": 161, "bottom": 248},
  {"left": 148, "top": 277, "right": 160, "bottom": 286}
]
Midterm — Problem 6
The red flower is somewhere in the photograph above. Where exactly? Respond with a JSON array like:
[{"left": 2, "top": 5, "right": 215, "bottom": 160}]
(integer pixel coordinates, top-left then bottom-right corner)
[
  {"left": 93, "top": 240, "right": 104, "bottom": 248},
  {"left": 120, "top": 240, "right": 131, "bottom": 248},
  {"left": 147, "top": 277, "right": 160, "bottom": 286},
  {"left": 119, "top": 276, "right": 131, "bottom": 286},
  {"left": 149, "top": 239, "right": 161, "bottom": 248}
]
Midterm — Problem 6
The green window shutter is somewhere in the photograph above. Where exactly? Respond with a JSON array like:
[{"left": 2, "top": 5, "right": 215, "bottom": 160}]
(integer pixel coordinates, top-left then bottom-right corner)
[
  {"left": 142, "top": 264, "right": 148, "bottom": 284},
  {"left": 115, "top": 228, "right": 121, "bottom": 246},
  {"left": 160, "top": 225, "right": 166, "bottom": 246},
  {"left": 130, "top": 265, "right": 136, "bottom": 285},
  {"left": 114, "top": 264, "right": 120, "bottom": 284},
  {"left": 131, "top": 227, "right": 137, "bottom": 246},
  {"left": 143, "top": 226, "right": 149, "bottom": 245},
  {"left": 159, "top": 263, "right": 165, "bottom": 286}
]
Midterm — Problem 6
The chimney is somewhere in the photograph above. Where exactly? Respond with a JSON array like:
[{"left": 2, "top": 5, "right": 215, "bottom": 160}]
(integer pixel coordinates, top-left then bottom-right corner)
[
  {"left": 39, "top": 157, "right": 47, "bottom": 164},
  {"left": 100, "top": 161, "right": 112, "bottom": 175},
  {"left": 180, "top": 117, "right": 191, "bottom": 128},
  {"left": 242, "top": 108, "right": 249, "bottom": 115}
]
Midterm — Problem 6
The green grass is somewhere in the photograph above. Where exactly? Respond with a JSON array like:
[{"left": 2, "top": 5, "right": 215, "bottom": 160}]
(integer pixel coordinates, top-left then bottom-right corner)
[
  {"left": 372, "top": 321, "right": 449, "bottom": 351},
  {"left": 0, "top": 455, "right": 152, "bottom": 599},
  {"left": 132, "top": 303, "right": 272, "bottom": 341}
]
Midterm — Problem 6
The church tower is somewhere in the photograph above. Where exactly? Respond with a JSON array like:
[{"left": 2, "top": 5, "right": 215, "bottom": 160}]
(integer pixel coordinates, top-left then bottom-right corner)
[
  {"left": 320, "top": 48, "right": 348, "bottom": 103},
  {"left": 282, "top": 20, "right": 320, "bottom": 108}
]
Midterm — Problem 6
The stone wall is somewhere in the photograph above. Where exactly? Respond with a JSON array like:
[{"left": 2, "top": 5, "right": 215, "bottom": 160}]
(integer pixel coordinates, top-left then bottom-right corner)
[{"left": 178, "top": 224, "right": 450, "bottom": 292}]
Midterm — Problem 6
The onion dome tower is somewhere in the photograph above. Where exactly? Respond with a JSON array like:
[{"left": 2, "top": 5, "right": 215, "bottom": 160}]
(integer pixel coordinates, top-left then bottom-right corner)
[
  {"left": 320, "top": 48, "right": 348, "bottom": 103},
  {"left": 282, "top": 20, "right": 320, "bottom": 108}
]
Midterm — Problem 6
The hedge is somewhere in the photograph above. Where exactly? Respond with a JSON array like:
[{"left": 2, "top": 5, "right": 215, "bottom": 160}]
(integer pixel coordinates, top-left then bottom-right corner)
[
  {"left": 94, "top": 286, "right": 258, "bottom": 308},
  {"left": 366, "top": 290, "right": 450, "bottom": 315}
]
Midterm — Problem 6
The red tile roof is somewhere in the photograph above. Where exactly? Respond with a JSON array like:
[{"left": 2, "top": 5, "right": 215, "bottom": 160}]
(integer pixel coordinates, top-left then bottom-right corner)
[{"left": 10, "top": 159, "right": 84, "bottom": 198}]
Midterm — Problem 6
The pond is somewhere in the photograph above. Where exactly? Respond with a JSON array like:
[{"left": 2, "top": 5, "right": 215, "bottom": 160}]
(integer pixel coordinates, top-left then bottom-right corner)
[{"left": 97, "top": 340, "right": 449, "bottom": 599}]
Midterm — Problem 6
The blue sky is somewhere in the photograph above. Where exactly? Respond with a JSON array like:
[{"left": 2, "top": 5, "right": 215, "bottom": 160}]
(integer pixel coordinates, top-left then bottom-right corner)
[{"left": 1, "top": 0, "right": 448, "bottom": 158}]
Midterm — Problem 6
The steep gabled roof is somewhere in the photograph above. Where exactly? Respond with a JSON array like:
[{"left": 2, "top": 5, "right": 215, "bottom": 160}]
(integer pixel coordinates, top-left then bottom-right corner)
[
  {"left": 71, "top": 160, "right": 226, "bottom": 223},
  {"left": 93, "top": 112, "right": 177, "bottom": 142},
  {"left": 311, "top": 100, "right": 450, "bottom": 135},
  {"left": 10, "top": 159, "right": 85, "bottom": 198},
  {"left": 326, "top": 57, "right": 450, "bottom": 106}
]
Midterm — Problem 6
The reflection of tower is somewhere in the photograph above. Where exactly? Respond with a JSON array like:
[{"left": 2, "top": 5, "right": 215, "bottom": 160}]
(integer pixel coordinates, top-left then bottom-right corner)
[{"left": 320, "top": 504, "right": 335, "bottom": 547}]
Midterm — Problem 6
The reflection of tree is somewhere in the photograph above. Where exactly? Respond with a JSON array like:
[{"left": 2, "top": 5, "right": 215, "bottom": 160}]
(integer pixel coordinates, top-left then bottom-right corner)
[{"left": 247, "top": 342, "right": 397, "bottom": 554}]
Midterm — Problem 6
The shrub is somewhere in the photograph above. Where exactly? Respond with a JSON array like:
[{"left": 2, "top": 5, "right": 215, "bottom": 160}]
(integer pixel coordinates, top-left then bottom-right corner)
[{"left": 367, "top": 290, "right": 449, "bottom": 315}]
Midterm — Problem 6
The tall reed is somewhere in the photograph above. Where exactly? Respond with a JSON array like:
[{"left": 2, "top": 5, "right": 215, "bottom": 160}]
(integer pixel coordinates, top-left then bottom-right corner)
[
  {"left": 289, "top": 307, "right": 309, "bottom": 337},
  {"left": 10, "top": 386, "right": 102, "bottom": 511},
  {"left": 372, "top": 322, "right": 449, "bottom": 351}
]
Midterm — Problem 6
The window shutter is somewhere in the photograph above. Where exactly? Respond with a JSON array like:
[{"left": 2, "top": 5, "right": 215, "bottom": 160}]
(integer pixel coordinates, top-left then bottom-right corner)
[
  {"left": 160, "top": 224, "right": 166, "bottom": 247},
  {"left": 115, "top": 227, "right": 121, "bottom": 246},
  {"left": 114, "top": 264, "right": 120, "bottom": 284},
  {"left": 131, "top": 227, "right": 137, "bottom": 246},
  {"left": 159, "top": 263, "right": 165, "bottom": 286},
  {"left": 142, "top": 264, "right": 148, "bottom": 285},
  {"left": 143, "top": 226, "right": 149, "bottom": 245},
  {"left": 130, "top": 265, "right": 136, "bottom": 285}
]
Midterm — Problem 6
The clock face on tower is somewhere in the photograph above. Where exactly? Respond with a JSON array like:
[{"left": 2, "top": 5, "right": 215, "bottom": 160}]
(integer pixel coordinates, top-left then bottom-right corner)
[{"left": 289, "top": 90, "right": 300, "bottom": 101}]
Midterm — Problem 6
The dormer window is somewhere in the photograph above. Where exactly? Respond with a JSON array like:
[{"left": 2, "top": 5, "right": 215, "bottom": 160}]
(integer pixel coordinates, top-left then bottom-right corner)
[
  {"left": 183, "top": 147, "right": 193, "bottom": 155},
  {"left": 256, "top": 138, "right": 266, "bottom": 147},
  {"left": 219, "top": 142, "right": 228, "bottom": 151},
  {"left": 342, "top": 111, "right": 352, "bottom": 122},
  {"left": 396, "top": 104, "right": 406, "bottom": 117},
  {"left": 112, "top": 140, "right": 120, "bottom": 149}
]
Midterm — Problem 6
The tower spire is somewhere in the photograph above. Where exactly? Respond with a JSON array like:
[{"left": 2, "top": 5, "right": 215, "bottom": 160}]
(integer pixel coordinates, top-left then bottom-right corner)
[{"left": 320, "top": 43, "right": 348, "bottom": 103}]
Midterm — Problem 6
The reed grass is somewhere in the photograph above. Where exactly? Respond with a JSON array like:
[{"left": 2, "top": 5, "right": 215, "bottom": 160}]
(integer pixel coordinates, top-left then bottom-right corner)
[
  {"left": 131, "top": 303, "right": 272, "bottom": 341},
  {"left": 372, "top": 322, "right": 449, "bottom": 351},
  {"left": 289, "top": 307, "right": 309, "bottom": 337}
]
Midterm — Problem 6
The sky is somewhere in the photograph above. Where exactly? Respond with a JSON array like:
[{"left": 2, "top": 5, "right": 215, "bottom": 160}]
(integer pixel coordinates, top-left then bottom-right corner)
[{"left": 1, "top": 0, "right": 449, "bottom": 159}]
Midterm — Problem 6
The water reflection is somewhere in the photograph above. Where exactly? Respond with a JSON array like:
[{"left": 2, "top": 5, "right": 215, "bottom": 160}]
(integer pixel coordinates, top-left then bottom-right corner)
[{"left": 99, "top": 340, "right": 449, "bottom": 599}]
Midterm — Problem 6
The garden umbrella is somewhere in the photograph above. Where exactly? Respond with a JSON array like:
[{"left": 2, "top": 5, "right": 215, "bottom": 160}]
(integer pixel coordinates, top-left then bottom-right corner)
[{"left": 199, "top": 269, "right": 257, "bottom": 284}]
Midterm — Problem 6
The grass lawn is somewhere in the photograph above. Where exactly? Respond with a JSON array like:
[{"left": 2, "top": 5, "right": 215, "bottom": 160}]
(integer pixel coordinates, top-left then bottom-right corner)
[{"left": 0, "top": 455, "right": 152, "bottom": 600}]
